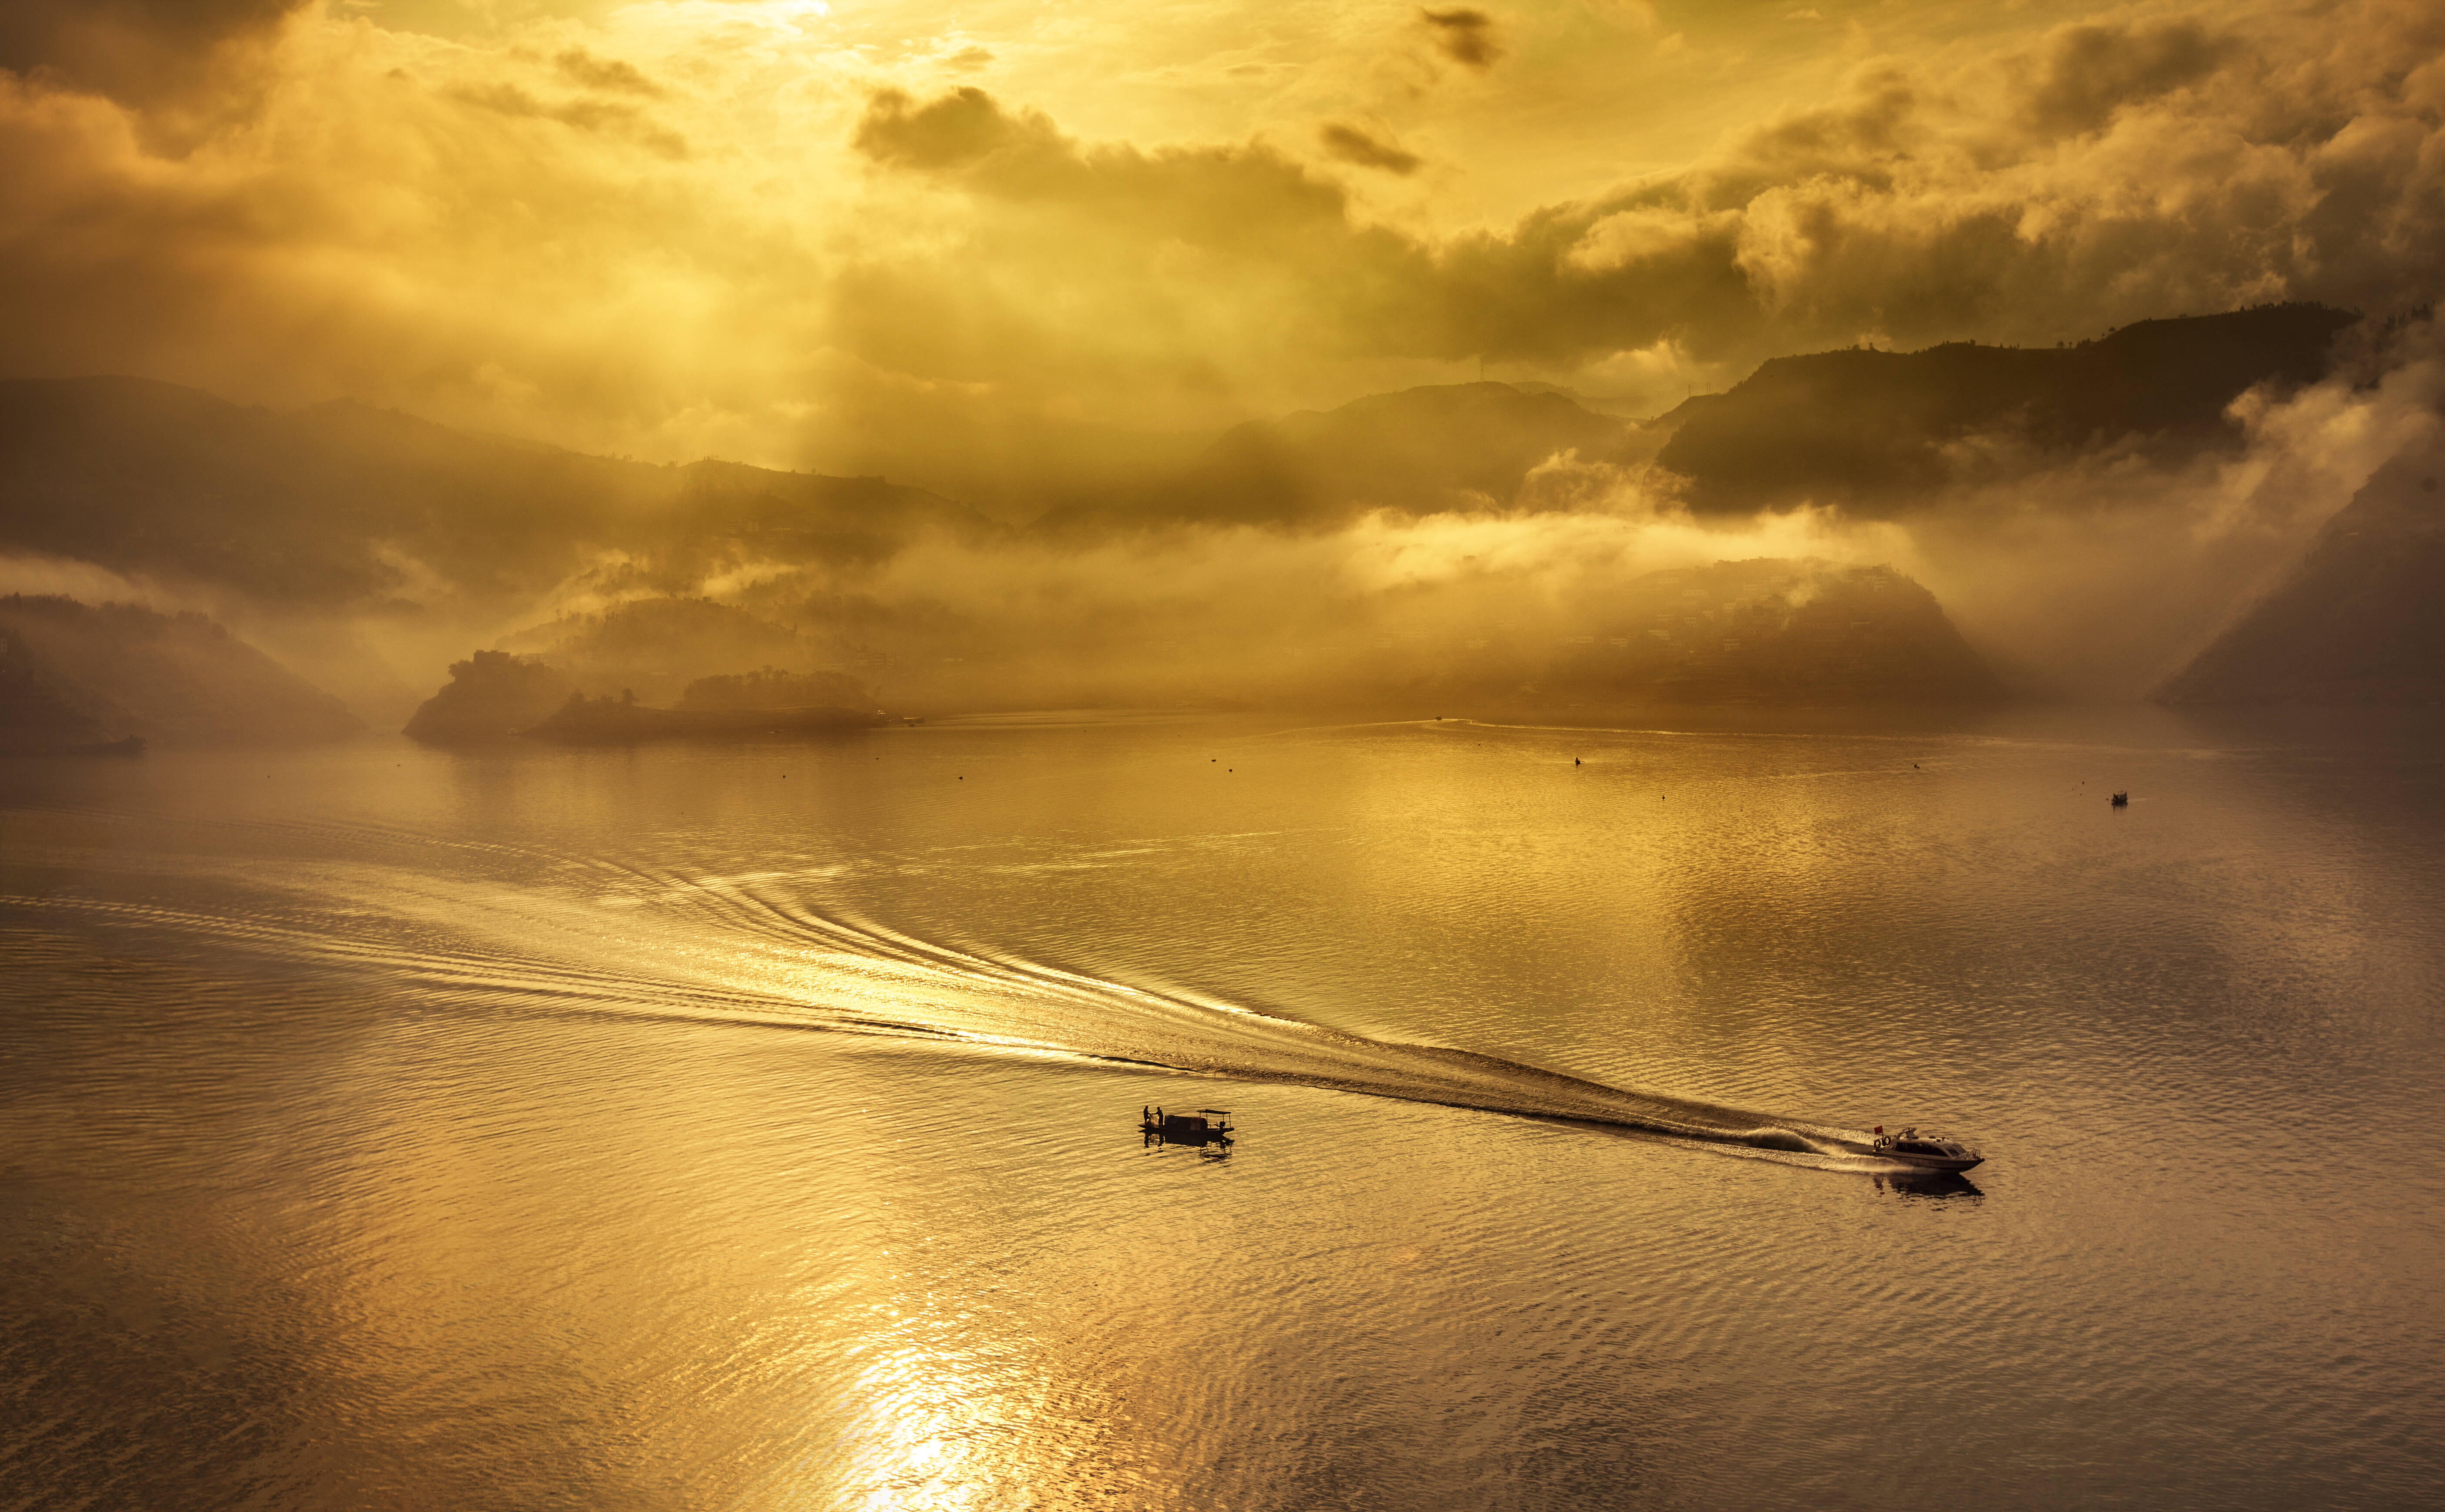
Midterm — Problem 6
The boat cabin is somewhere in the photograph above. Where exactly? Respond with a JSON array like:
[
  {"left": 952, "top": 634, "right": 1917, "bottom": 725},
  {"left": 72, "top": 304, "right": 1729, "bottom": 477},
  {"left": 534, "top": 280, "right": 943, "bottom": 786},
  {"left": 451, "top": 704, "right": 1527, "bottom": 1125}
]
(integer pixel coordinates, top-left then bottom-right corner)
[
  {"left": 1891, "top": 1136, "right": 1973, "bottom": 1159},
  {"left": 1870, "top": 1124, "right": 1981, "bottom": 1169},
  {"left": 1142, "top": 1106, "right": 1234, "bottom": 1149}
]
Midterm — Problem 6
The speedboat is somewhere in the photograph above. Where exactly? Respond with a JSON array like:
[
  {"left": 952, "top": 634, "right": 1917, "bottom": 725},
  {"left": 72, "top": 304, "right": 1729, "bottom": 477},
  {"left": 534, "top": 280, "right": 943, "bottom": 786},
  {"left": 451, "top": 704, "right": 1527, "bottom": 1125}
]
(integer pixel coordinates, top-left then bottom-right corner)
[{"left": 1870, "top": 1126, "right": 1983, "bottom": 1172}]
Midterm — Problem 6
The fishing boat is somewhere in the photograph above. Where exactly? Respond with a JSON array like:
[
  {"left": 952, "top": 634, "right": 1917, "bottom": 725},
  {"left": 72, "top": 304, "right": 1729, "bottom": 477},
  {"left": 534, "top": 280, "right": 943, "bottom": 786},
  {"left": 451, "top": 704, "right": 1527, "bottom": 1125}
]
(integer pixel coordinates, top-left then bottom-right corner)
[
  {"left": 1141, "top": 1106, "right": 1233, "bottom": 1149},
  {"left": 1869, "top": 1126, "right": 1983, "bottom": 1172}
]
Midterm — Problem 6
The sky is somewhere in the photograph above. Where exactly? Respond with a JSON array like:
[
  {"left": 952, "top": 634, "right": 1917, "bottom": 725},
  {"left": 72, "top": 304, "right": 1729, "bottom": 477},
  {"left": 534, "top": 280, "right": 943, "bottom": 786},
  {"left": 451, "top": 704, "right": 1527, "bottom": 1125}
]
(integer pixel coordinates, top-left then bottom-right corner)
[{"left": 2, "top": 0, "right": 2441, "bottom": 472}]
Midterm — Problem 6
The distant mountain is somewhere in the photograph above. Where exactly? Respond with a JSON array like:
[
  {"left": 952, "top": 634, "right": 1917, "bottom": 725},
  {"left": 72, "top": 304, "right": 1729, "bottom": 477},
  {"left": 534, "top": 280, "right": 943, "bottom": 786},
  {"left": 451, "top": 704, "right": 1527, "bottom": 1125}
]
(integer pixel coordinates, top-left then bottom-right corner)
[
  {"left": 401, "top": 651, "right": 572, "bottom": 743},
  {"left": 1655, "top": 304, "right": 2360, "bottom": 516},
  {"left": 800, "top": 406, "right": 1211, "bottom": 525},
  {"left": 4, "top": 310, "right": 2362, "bottom": 591},
  {"left": 679, "top": 668, "right": 873, "bottom": 711},
  {"left": 1039, "top": 381, "right": 1643, "bottom": 529},
  {"left": 0, "top": 623, "right": 122, "bottom": 754},
  {"left": 0, "top": 376, "right": 1001, "bottom": 612},
  {"left": 1503, "top": 382, "right": 1653, "bottom": 419},
  {"left": 1030, "top": 308, "right": 2361, "bottom": 531},
  {"left": 0, "top": 595, "right": 362, "bottom": 746},
  {"left": 2155, "top": 444, "right": 2445, "bottom": 705},
  {"left": 498, "top": 597, "right": 835, "bottom": 705},
  {"left": 7, "top": 327, "right": 2322, "bottom": 716},
  {"left": 1287, "top": 559, "right": 2000, "bottom": 711},
  {"left": 1552, "top": 559, "right": 2004, "bottom": 705},
  {"left": 405, "top": 598, "right": 882, "bottom": 740}
]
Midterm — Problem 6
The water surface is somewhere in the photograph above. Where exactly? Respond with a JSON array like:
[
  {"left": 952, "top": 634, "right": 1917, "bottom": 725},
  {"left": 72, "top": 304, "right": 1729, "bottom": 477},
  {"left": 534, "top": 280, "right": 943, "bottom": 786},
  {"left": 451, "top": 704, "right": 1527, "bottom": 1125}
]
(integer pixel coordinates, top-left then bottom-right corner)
[{"left": 3, "top": 709, "right": 2439, "bottom": 1509}]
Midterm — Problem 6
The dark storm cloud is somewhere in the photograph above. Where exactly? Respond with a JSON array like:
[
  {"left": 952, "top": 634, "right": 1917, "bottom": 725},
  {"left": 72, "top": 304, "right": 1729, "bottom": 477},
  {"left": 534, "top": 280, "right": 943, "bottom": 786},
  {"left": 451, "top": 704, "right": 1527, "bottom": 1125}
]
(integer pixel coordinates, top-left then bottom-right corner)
[
  {"left": 838, "top": 8, "right": 2445, "bottom": 418},
  {"left": 448, "top": 81, "right": 691, "bottom": 158},
  {"left": 0, "top": 0, "right": 304, "bottom": 107},
  {"left": 852, "top": 87, "right": 1368, "bottom": 244},
  {"left": 1710, "top": 8, "right": 2445, "bottom": 343},
  {"left": 1319, "top": 121, "right": 1422, "bottom": 175},
  {"left": 1419, "top": 9, "right": 1504, "bottom": 71},
  {"left": 2017, "top": 19, "right": 2237, "bottom": 137},
  {"left": 840, "top": 89, "right": 1423, "bottom": 420},
  {"left": 3, "top": 0, "right": 2443, "bottom": 478},
  {"left": 554, "top": 50, "right": 666, "bottom": 99},
  {"left": 0, "top": 1, "right": 302, "bottom": 74},
  {"left": 849, "top": 85, "right": 1751, "bottom": 374},
  {"left": 853, "top": 86, "right": 1067, "bottom": 175}
]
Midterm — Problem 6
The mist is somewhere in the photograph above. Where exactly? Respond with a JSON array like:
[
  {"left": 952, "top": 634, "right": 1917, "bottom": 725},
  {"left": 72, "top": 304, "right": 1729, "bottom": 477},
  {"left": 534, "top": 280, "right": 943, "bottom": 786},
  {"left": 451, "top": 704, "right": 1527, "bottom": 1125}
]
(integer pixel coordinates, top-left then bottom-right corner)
[
  {"left": 6, "top": 312, "right": 2433, "bottom": 730},
  {"left": 400, "top": 312, "right": 2445, "bottom": 719}
]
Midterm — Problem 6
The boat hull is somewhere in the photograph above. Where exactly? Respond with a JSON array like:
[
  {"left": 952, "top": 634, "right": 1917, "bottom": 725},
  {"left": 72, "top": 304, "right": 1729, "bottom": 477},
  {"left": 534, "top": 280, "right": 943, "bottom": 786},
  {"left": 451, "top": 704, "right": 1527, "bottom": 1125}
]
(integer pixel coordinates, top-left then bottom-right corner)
[{"left": 1880, "top": 1151, "right": 1983, "bottom": 1173}]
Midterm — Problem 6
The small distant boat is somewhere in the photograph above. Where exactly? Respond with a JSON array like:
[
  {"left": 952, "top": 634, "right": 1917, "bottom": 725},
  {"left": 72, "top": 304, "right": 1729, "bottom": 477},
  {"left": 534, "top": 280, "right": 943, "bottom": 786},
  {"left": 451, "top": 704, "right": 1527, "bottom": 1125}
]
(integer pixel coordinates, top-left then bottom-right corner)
[
  {"left": 1142, "top": 1106, "right": 1233, "bottom": 1149},
  {"left": 2110, "top": 791, "right": 2129, "bottom": 807},
  {"left": 1870, "top": 1126, "right": 1982, "bottom": 1172}
]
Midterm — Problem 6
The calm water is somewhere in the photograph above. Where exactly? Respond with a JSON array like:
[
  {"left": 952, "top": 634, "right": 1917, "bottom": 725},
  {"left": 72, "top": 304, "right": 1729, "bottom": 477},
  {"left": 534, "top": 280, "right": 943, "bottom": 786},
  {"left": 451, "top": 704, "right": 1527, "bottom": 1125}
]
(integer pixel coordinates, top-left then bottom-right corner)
[{"left": 2, "top": 710, "right": 2440, "bottom": 1510}]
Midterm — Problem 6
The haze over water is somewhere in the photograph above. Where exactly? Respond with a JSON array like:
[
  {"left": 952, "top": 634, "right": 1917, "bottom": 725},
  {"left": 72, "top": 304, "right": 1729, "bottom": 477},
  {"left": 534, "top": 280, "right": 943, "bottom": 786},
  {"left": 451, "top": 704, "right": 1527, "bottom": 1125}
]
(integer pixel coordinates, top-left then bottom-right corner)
[{"left": 4, "top": 709, "right": 2439, "bottom": 1510}]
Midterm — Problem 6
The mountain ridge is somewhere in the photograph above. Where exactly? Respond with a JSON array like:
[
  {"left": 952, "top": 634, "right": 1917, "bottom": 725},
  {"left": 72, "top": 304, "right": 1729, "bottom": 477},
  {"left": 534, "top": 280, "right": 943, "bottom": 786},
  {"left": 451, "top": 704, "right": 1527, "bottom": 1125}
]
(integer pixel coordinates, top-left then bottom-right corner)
[
  {"left": 0, "top": 595, "right": 364, "bottom": 747},
  {"left": 0, "top": 303, "right": 2380, "bottom": 713},
  {"left": 1654, "top": 304, "right": 2361, "bottom": 516},
  {"left": 2156, "top": 442, "right": 2445, "bottom": 705},
  {"left": 0, "top": 375, "right": 999, "bottom": 612}
]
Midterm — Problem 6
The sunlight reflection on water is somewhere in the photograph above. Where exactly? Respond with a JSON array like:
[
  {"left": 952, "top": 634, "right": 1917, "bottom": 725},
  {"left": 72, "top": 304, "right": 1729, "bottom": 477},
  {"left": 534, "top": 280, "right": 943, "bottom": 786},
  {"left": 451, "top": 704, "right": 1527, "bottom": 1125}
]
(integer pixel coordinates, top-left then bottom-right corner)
[{"left": 2, "top": 708, "right": 2441, "bottom": 1509}]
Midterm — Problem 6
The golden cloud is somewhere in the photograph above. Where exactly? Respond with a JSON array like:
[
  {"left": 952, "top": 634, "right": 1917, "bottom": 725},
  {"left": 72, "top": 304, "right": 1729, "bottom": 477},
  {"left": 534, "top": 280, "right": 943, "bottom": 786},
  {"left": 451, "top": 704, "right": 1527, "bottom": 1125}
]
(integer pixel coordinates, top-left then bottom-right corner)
[{"left": 0, "top": 0, "right": 2435, "bottom": 475}]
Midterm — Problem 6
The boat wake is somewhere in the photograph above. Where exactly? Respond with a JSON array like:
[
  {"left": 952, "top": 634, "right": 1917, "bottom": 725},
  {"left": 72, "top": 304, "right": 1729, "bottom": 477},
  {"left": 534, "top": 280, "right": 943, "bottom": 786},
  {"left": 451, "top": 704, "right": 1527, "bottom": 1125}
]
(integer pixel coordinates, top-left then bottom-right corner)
[{"left": 2, "top": 810, "right": 1927, "bottom": 1173}]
